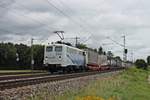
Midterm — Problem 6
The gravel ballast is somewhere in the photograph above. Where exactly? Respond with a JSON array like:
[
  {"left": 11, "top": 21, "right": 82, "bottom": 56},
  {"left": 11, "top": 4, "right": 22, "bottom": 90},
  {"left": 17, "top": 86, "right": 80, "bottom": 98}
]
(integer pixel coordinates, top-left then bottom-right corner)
[{"left": 0, "top": 71, "right": 121, "bottom": 100}]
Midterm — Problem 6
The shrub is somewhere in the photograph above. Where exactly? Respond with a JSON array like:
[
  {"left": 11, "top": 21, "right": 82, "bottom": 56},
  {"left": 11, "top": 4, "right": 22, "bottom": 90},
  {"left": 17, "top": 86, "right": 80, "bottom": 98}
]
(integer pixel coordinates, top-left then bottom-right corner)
[{"left": 135, "top": 59, "right": 148, "bottom": 70}]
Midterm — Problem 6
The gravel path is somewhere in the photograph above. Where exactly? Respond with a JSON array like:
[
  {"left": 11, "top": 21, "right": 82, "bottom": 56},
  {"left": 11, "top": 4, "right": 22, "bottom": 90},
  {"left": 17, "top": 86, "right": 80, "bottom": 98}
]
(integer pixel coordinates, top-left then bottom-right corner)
[{"left": 0, "top": 71, "right": 121, "bottom": 100}]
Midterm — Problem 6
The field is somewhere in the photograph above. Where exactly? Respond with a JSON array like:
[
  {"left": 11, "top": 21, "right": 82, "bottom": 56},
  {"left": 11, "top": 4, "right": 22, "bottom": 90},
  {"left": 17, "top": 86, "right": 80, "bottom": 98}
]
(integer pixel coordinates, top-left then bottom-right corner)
[{"left": 54, "top": 67, "right": 150, "bottom": 100}]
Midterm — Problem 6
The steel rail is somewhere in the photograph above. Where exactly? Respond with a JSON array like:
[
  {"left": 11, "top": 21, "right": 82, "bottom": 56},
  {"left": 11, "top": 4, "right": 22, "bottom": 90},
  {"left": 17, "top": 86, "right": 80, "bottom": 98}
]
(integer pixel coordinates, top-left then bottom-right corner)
[
  {"left": 0, "top": 68, "right": 124, "bottom": 91},
  {"left": 0, "top": 73, "right": 50, "bottom": 81}
]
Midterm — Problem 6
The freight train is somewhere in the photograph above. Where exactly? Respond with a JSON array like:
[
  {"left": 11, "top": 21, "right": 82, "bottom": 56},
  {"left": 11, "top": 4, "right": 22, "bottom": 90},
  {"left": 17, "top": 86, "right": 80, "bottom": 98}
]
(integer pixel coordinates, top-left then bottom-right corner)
[{"left": 43, "top": 42, "right": 125, "bottom": 73}]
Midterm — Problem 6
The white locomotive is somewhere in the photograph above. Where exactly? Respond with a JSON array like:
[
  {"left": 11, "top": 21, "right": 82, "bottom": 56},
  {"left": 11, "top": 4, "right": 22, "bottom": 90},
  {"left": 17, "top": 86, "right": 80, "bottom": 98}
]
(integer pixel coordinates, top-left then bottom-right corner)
[{"left": 44, "top": 43, "right": 86, "bottom": 73}]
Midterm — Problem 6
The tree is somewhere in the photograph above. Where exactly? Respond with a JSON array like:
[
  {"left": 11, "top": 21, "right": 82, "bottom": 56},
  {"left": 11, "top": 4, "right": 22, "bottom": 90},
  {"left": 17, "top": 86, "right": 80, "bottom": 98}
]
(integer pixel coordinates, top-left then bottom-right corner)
[
  {"left": 0, "top": 42, "right": 45, "bottom": 69},
  {"left": 0, "top": 43, "right": 17, "bottom": 67},
  {"left": 76, "top": 43, "right": 87, "bottom": 49},
  {"left": 33, "top": 45, "right": 44, "bottom": 68},
  {"left": 114, "top": 56, "right": 122, "bottom": 61},
  {"left": 15, "top": 44, "right": 31, "bottom": 67},
  {"left": 135, "top": 59, "right": 148, "bottom": 70},
  {"left": 98, "top": 46, "right": 103, "bottom": 55},
  {"left": 147, "top": 56, "right": 150, "bottom": 65},
  {"left": 94, "top": 48, "right": 97, "bottom": 52},
  {"left": 103, "top": 51, "right": 106, "bottom": 55},
  {"left": 107, "top": 51, "right": 113, "bottom": 58},
  {"left": 107, "top": 51, "right": 114, "bottom": 65}
]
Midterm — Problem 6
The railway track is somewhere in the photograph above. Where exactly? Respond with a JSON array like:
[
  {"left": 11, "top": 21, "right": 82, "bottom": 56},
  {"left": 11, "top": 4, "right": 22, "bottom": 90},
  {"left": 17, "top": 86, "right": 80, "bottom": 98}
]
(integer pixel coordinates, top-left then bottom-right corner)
[
  {"left": 0, "top": 73, "right": 50, "bottom": 81},
  {"left": 0, "top": 68, "right": 124, "bottom": 91},
  {"left": 0, "top": 71, "right": 46, "bottom": 76}
]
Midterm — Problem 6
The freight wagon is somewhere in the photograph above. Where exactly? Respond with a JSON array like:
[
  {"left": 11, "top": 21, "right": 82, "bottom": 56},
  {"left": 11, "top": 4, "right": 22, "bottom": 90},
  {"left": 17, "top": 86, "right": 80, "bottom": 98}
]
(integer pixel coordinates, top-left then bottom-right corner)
[{"left": 85, "top": 49, "right": 109, "bottom": 71}]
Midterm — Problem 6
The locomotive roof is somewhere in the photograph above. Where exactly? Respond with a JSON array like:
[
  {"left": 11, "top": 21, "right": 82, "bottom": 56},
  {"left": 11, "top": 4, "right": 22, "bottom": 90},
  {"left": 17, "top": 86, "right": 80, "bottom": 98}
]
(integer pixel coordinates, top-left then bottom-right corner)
[{"left": 47, "top": 43, "right": 85, "bottom": 52}]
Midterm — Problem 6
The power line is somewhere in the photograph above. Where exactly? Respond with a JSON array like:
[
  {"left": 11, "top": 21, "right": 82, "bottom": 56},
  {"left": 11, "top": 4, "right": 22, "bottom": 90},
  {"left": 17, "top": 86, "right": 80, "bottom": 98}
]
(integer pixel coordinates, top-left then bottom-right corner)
[
  {"left": 56, "top": 0, "right": 94, "bottom": 30},
  {"left": 45, "top": 0, "right": 90, "bottom": 33},
  {"left": 1, "top": 1, "right": 93, "bottom": 45},
  {"left": 13, "top": 2, "right": 92, "bottom": 44},
  {"left": 106, "top": 37, "right": 124, "bottom": 47},
  {"left": 0, "top": 4, "right": 58, "bottom": 45},
  {"left": 0, "top": 5, "right": 55, "bottom": 33},
  {"left": 80, "top": 35, "right": 92, "bottom": 43}
]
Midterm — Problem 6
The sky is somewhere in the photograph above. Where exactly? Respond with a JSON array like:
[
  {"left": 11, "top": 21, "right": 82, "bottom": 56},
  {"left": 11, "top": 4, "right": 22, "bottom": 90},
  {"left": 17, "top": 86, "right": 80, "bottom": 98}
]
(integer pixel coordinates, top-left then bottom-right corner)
[{"left": 0, "top": 0, "right": 150, "bottom": 60}]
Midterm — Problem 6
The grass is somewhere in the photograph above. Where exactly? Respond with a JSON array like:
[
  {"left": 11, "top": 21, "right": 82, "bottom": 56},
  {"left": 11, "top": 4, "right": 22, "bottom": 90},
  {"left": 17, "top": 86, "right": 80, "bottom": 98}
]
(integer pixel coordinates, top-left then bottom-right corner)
[
  {"left": 0, "top": 70, "right": 46, "bottom": 73},
  {"left": 54, "top": 67, "right": 150, "bottom": 100},
  {"left": 0, "top": 70, "right": 33, "bottom": 73},
  {"left": 28, "top": 67, "right": 150, "bottom": 100},
  {"left": 0, "top": 70, "right": 47, "bottom": 76}
]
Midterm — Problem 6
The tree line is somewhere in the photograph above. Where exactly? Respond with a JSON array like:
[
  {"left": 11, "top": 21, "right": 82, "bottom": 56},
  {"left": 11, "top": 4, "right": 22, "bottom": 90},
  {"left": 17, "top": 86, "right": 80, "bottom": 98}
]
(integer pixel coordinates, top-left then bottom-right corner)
[
  {"left": 0, "top": 42, "right": 44, "bottom": 70},
  {"left": 134, "top": 56, "right": 150, "bottom": 70}
]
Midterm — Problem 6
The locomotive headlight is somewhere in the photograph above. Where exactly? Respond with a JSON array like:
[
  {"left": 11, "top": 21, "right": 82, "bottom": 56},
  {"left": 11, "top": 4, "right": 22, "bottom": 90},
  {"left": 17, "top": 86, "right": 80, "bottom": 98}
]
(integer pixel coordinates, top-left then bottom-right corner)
[
  {"left": 45, "top": 56, "right": 48, "bottom": 61},
  {"left": 58, "top": 56, "right": 62, "bottom": 60},
  {"left": 59, "top": 56, "right": 61, "bottom": 58}
]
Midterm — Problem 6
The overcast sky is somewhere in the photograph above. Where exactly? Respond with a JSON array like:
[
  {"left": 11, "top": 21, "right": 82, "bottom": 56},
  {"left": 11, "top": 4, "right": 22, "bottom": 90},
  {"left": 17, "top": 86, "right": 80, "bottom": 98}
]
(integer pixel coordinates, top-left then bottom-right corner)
[{"left": 0, "top": 0, "right": 150, "bottom": 60}]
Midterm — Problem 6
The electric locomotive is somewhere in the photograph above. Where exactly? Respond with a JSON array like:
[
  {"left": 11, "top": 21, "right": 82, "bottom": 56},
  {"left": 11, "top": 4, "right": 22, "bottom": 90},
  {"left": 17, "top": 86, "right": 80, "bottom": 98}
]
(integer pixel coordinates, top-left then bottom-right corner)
[{"left": 44, "top": 43, "right": 86, "bottom": 73}]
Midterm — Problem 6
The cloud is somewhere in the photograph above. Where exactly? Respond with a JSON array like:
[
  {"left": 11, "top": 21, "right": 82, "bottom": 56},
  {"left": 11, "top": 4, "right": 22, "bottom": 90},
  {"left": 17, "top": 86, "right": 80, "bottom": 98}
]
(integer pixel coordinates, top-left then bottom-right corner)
[{"left": 0, "top": 0, "right": 150, "bottom": 59}]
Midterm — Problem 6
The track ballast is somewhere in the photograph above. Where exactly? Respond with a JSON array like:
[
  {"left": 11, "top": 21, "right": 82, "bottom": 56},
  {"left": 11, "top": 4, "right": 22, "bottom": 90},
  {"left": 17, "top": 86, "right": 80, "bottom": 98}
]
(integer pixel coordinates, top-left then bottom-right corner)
[{"left": 0, "top": 68, "right": 124, "bottom": 91}]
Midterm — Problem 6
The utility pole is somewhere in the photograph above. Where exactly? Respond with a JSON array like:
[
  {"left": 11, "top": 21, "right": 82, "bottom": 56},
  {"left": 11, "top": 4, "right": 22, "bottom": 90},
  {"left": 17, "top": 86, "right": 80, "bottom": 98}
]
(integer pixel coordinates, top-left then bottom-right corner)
[
  {"left": 131, "top": 52, "right": 134, "bottom": 63},
  {"left": 123, "top": 35, "right": 126, "bottom": 62},
  {"left": 31, "top": 38, "right": 34, "bottom": 71},
  {"left": 65, "top": 36, "right": 80, "bottom": 47},
  {"left": 75, "top": 36, "right": 80, "bottom": 47},
  {"left": 106, "top": 35, "right": 128, "bottom": 67},
  {"left": 122, "top": 35, "right": 128, "bottom": 67}
]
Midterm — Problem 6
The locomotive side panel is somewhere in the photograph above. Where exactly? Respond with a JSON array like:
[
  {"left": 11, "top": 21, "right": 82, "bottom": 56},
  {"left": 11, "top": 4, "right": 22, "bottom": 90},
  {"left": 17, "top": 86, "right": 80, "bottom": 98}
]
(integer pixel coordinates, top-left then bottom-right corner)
[
  {"left": 44, "top": 43, "right": 86, "bottom": 72},
  {"left": 65, "top": 47, "right": 85, "bottom": 67}
]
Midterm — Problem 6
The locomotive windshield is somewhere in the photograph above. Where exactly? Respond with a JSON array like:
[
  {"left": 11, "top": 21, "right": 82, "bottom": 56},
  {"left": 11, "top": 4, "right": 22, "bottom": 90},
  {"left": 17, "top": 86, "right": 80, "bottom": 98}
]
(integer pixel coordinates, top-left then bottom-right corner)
[
  {"left": 55, "top": 46, "right": 62, "bottom": 52},
  {"left": 46, "top": 46, "right": 53, "bottom": 52}
]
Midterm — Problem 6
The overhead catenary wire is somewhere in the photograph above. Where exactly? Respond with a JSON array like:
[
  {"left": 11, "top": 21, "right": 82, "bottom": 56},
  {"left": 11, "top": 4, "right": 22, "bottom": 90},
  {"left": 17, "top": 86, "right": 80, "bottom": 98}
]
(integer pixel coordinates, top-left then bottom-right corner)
[
  {"left": 107, "top": 37, "right": 124, "bottom": 47},
  {"left": 0, "top": 5, "right": 56, "bottom": 33},
  {"left": 0, "top": 1, "right": 94, "bottom": 45},
  {"left": 45, "top": 0, "right": 91, "bottom": 33},
  {"left": 0, "top": 4, "right": 59, "bottom": 44},
  {"left": 55, "top": 0, "right": 94, "bottom": 31}
]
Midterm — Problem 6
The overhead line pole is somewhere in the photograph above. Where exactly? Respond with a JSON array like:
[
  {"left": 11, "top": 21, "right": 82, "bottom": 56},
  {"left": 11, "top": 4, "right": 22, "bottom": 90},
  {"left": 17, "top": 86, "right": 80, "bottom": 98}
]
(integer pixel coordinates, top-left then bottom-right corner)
[
  {"left": 107, "top": 35, "right": 128, "bottom": 66},
  {"left": 123, "top": 35, "right": 126, "bottom": 62},
  {"left": 122, "top": 35, "right": 127, "bottom": 67},
  {"left": 75, "top": 36, "right": 80, "bottom": 47},
  {"left": 31, "top": 38, "right": 34, "bottom": 71},
  {"left": 65, "top": 36, "right": 80, "bottom": 47}
]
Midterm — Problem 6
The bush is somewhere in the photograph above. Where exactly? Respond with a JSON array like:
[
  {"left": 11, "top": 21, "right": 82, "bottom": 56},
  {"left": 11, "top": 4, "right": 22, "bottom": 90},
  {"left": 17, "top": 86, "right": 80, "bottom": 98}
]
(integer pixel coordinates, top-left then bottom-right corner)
[{"left": 135, "top": 59, "right": 148, "bottom": 70}]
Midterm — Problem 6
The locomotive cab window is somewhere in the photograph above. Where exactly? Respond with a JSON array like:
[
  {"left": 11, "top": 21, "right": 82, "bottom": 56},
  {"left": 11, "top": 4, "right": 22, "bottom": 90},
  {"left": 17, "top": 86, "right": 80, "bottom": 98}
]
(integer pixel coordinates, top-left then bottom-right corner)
[
  {"left": 55, "top": 46, "right": 62, "bottom": 52},
  {"left": 46, "top": 46, "right": 53, "bottom": 52}
]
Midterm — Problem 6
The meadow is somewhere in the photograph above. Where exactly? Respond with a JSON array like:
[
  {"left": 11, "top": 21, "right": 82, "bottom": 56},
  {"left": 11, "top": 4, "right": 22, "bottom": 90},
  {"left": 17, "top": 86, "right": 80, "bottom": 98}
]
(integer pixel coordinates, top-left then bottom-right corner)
[{"left": 55, "top": 67, "right": 150, "bottom": 100}]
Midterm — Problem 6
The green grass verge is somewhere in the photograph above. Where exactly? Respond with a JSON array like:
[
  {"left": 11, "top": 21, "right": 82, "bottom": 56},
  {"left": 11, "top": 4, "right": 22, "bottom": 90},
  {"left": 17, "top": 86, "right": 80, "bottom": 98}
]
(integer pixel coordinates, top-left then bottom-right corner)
[
  {"left": 0, "top": 70, "right": 33, "bottom": 73},
  {"left": 55, "top": 67, "right": 150, "bottom": 100},
  {"left": 28, "top": 67, "right": 150, "bottom": 100},
  {"left": 0, "top": 70, "right": 47, "bottom": 73}
]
